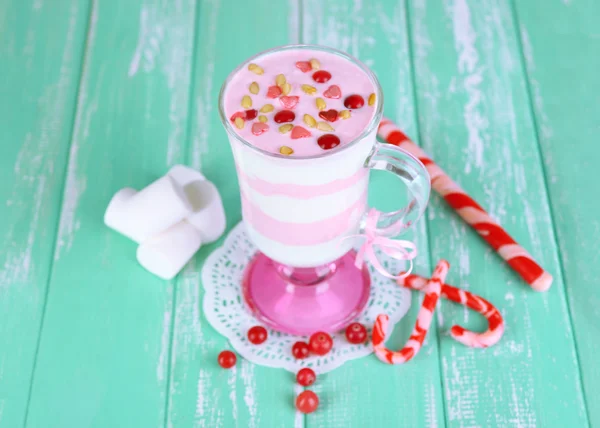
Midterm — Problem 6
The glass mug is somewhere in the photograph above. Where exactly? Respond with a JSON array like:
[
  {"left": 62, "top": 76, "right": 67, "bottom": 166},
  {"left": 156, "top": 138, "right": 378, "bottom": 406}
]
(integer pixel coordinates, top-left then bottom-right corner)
[{"left": 219, "top": 45, "right": 430, "bottom": 335}]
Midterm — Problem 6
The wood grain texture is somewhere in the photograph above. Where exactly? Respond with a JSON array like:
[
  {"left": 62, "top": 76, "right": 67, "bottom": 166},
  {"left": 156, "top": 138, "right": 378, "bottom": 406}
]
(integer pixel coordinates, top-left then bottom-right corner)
[
  {"left": 0, "top": 0, "right": 90, "bottom": 426},
  {"left": 24, "top": 0, "right": 197, "bottom": 426},
  {"left": 302, "top": 1, "right": 445, "bottom": 427},
  {"left": 513, "top": 0, "right": 600, "bottom": 424},
  {"left": 408, "top": 0, "right": 588, "bottom": 426},
  {"left": 0, "top": 0, "right": 597, "bottom": 426},
  {"left": 164, "top": 1, "right": 301, "bottom": 427}
]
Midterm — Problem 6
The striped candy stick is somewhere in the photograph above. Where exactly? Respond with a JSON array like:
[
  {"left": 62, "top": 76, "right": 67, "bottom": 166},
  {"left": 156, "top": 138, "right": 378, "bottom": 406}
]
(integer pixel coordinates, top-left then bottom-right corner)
[
  {"left": 372, "top": 260, "right": 449, "bottom": 364},
  {"left": 377, "top": 119, "right": 553, "bottom": 292},
  {"left": 398, "top": 273, "right": 505, "bottom": 348}
]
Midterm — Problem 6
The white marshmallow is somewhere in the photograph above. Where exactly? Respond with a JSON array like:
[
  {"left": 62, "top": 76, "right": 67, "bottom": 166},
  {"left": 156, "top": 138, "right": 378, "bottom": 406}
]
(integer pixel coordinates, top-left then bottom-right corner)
[
  {"left": 168, "top": 164, "right": 226, "bottom": 244},
  {"left": 136, "top": 221, "right": 202, "bottom": 280},
  {"left": 168, "top": 164, "right": 206, "bottom": 186},
  {"left": 104, "top": 175, "right": 192, "bottom": 243},
  {"left": 104, "top": 187, "right": 139, "bottom": 239},
  {"left": 184, "top": 180, "right": 226, "bottom": 244}
]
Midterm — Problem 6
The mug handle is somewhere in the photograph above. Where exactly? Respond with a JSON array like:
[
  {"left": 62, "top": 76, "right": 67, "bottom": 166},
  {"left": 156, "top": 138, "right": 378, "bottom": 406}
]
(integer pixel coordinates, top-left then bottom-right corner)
[{"left": 362, "top": 142, "right": 431, "bottom": 237}]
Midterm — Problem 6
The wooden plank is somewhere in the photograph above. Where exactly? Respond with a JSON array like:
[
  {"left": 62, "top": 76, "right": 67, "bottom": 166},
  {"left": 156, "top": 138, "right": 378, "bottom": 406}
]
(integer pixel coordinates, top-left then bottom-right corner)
[
  {"left": 24, "top": 0, "right": 197, "bottom": 426},
  {"left": 0, "top": 1, "right": 90, "bottom": 426},
  {"left": 513, "top": 0, "right": 600, "bottom": 424},
  {"left": 302, "top": 1, "right": 445, "bottom": 427},
  {"left": 164, "top": 0, "right": 301, "bottom": 426},
  {"left": 408, "top": 0, "right": 589, "bottom": 426}
]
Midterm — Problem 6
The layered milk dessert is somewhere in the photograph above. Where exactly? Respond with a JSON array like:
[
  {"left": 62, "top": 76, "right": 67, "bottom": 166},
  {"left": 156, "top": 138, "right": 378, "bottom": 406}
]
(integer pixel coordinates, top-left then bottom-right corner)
[{"left": 220, "top": 46, "right": 382, "bottom": 267}]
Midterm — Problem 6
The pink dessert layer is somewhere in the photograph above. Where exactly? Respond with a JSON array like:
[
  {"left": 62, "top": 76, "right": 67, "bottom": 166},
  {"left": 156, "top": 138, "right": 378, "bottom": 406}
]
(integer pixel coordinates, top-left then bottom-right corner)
[{"left": 223, "top": 48, "right": 378, "bottom": 157}]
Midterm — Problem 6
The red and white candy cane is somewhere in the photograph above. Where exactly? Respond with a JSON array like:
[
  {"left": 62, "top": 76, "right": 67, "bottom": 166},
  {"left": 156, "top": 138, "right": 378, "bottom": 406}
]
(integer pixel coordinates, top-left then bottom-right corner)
[
  {"left": 399, "top": 274, "right": 504, "bottom": 348},
  {"left": 372, "top": 260, "right": 449, "bottom": 364},
  {"left": 377, "top": 119, "right": 553, "bottom": 292}
]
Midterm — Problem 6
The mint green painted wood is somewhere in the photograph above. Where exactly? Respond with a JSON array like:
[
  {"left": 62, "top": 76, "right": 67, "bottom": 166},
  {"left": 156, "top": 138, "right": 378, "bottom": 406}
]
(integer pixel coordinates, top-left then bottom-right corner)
[
  {"left": 0, "top": 0, "right": 597, "bottom": 426},
  {"left": 408, "top": 0, "right": 588, "bottom": 426},
  {"left": 513, "top": 0, "right": 600, "bottom": 424},
  {"left": 301, "top": 1, "right": 445, "bottom": 427},
  {"left": 24, "top": 1, "right": 197, "bottom": 426},
  {"left": 164, "top": 1, "right": 301, "bottom": 426},
  {"left": 0, "top": 1, "right": 90, "bottom": 426}
]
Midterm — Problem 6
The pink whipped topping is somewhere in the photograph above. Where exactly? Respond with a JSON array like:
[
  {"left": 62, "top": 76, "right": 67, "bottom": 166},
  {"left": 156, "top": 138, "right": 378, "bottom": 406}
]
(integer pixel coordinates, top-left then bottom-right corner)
[{"left": 223, "top": 48, "right": 378, "bottom": 157}]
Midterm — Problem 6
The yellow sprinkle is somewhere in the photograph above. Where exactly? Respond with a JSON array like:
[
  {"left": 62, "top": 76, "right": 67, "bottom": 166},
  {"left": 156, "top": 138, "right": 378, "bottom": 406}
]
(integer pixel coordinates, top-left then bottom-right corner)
[
  {"left": 234, "top": 117, "right": 245, "bottom": 129},
  {"left": 301, "top": 84, "right": 317, "bottom": 95},
  {"left": 303, "top": 114, "right": 317, "bottom": 128},
  {"left": 248, "top": 63, "right": 264, "bottom": 75},
  {"left": 260, "top": 104, "right": 274, "bottom": 113},
  {"left": 368, "top": 93, "right": 376, "bottom": 106},
  {"left": 317, "top": 121, "right": 334, "bottom": 132},
  {"left": 281, "top": 82, "right": 292, "bottom": 95},
  {"left": 278, "top": 124, "right": 293, "bottom": 134},
  {"left": 339, "top": 110, "right": 351, "bottom": 119},
  {"left": 309, "top": 58, "right": 320, "bottom": 70},
  {"left": 258, "top": 115, "right": 268, "bottom": 123},
  {"left": 316, "top": 97, "right": 326, "bottom": 111},
  {"left": 249, "top": 82, "right": 259, "bottom": 95},
  {"left": 279, "top": 146, "right": 294, "bottom": 155},
  {"left": 275, "top": 74, "right": 286, "bottom": 87},
  {"left": 241, "top": 95, "right": 252, "bottom": 108}
]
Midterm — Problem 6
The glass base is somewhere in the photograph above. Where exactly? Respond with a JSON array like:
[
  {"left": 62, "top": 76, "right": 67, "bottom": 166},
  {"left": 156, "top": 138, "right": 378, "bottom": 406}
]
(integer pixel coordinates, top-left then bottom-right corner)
[{"left": 242, "top": 250, "right": 371, "bottom": 336}]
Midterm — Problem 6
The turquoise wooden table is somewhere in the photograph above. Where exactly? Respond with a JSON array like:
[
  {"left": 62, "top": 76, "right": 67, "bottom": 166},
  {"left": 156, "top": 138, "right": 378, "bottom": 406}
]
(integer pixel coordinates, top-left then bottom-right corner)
[{"left": 1, "top": 0, "right": 599, "bottom": 426}]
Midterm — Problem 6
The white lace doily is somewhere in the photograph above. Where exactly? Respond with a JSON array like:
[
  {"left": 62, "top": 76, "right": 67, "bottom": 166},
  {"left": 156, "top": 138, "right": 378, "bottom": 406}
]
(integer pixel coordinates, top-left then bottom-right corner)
[{"left": 201, "top": 222, "right": 411, "bottom": 374}]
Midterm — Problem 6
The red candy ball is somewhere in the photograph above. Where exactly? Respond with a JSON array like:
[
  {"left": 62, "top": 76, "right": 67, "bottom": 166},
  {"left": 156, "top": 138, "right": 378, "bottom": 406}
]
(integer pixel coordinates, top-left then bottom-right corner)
[
  {"left": 247, "top": 326, "right": 268, "bottom": 345},
  {"left": 318, "top": 109, "right": 338, "bottom": 122},
  {"left": 292, "top": 341, "right": 310, "bottom": 359},
  {"left": 317, "top": 134, "right": 341, "bottom": 151},
  {"left": 274, "top": 110, "right": 296, "bottom": 123},
  {"left": 218, "top": 350, "right": 236, "bottom": 369},
  {"left": 296, "top": 368, "right": 316, "bottom": 386},
  {"left": 345, "top": 322, "right": 367, "bottom": 344},
  {"left": 245, "top": 109, "right": 258, "bottom": 120},
  {"left": 308, "top": 332, "right": 333, "bottom": 356},
  {"left": 344, "top": 94, "right": 365, "bottom": 109},
  {"left": 312, "top": 70, "right": 332, "bottom": 83},
  {"left": 296, "top": 390, "right": 319, "bottom": 414}
]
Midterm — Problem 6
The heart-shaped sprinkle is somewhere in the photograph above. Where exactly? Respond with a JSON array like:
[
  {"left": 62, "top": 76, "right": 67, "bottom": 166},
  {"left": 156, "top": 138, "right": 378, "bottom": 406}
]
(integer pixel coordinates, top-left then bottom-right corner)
[
  {"left": 344, "top": 94, "right": 365, "bottom": 109},
  {"left": 280, "top": 96, "right": 300, "bottom": 109},
  {"left": 312, "top": 70, "right": 332, "bottom": 83},
  {"left": 323, "top": 85, "right": 341, "bottom": 99},
  {"left": 295, "top": 61, "right": 312, "bottom": 73},
  {"left": 251, "top": 122, "right": 269, "bottom": 136},
  {"left": 274, "top": 110, "right": 295, "bottom": 123},
  {"left": 291, "top": 126, "right": 311, "bottom": 139},
  {"left": 245, "top": 109, "right": 258, "bottom": 120},
  {"left": 318, "top": 109, "right": 338, "bottom": 122},
  {"left": 230, "top": 111, "right": 245, "bottom": 122},
  {"left": 267, "top": 85, "right": 283, "bottom": 98},
  {"left": 317, "top": 134, "right": 340, "bottom": 150}
]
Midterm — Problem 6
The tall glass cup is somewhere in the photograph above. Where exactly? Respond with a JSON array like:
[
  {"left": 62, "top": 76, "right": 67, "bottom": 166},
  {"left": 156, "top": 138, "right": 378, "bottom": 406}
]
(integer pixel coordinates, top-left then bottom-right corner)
[{"left": 219, "top": 45, "right": 430, "bottom": 335}]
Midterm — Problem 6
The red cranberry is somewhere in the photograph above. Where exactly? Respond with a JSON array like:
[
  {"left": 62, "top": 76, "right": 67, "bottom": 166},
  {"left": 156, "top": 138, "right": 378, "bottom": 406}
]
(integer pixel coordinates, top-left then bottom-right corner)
[
  {"left": 308, "top": 332, "right": 333, "bottom": 356},
  {"left": 296, "top": 368, "right": 316, "bottom": 387},
  {"left": 245, "top": 109, "right": 258, "bottom": 120},
  {"left": 344, "top": 94, "right": 365, "bottom": 109},
  {"left": 312, "top": 70, "right": 332, "bottom": 83},
  {"left": 345, "top": 322, "right": 367, "bottom": 344},
  {"left": 217, "top": 350, "right": 236, "bottom": 369},
  {"left": 318, "top": 109, "right": 338, "bottom": 122},
  {"left": 247, "top": 326, "right": 268, "bottom": 344},
  {"left": 296, "top": 390, "right": 319, "bottom": 414},
  {"left": 274, "top": 110, "right": 295, "bottom": 123},
  {"left": 317, "top": 134, "right": 341, "bottom": 151},
  {"left": 292, "top": 341, "right": 310, "bottom": 359}
]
